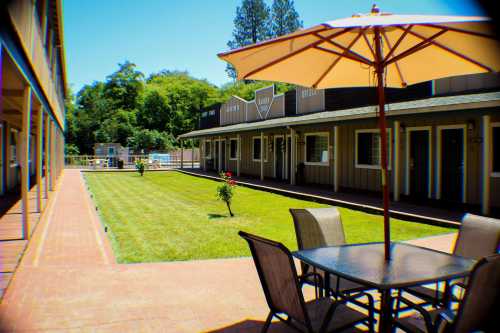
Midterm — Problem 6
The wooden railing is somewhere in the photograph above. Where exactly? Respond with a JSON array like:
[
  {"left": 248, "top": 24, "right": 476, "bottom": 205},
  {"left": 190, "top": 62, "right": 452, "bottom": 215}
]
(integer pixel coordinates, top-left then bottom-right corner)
[{"left": 7, "top": 0, "right": 65, "bottom": 128}]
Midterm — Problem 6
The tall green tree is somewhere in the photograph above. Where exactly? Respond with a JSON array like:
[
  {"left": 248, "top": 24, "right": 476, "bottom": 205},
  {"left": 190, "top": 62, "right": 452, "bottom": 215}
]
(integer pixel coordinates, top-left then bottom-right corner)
[
  {"left": 226, "top": 0, "right": 271, "bottom": 79},
  {"left": 270, "top": 0, "right": 302, "bottom": 37},
  {"left": 104, "top": 61, "right": 144, "bottom": 111}
]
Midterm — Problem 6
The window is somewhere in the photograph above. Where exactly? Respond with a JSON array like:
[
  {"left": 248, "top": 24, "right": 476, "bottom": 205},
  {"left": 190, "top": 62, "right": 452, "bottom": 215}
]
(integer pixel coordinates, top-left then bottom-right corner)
[
  {"left": 305, "top": 133, "right": 329, "bottom": 165},
  {"left": 108, "top": 147, "right": 115, "bottom": 156},
  {"left": 493, "top": 125, "right": 500, "bottom": 174},
  {"left": 252, "top": 136, "right": 268, "bottom": 162},
  {"left": 201, "top": 112, "right": 208, "bottom": 118},
  {"left": 204, "top": 140, "right": 211, "bottom": 158},
  {"left": 209, "top": 110, "right": 215, "bottom": 116},
  {"left": 229, "top": 138, "right": 238, "bottom": 160},
  {"left": 355, "top": 129, "right": 392, "bottom": 169}
]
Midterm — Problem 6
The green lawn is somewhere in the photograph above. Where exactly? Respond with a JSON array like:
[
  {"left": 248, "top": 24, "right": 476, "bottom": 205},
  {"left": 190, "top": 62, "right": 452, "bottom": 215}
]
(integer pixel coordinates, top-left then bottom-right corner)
[{"left": 84, "top": 171, "right": 452, "bottom": 263}]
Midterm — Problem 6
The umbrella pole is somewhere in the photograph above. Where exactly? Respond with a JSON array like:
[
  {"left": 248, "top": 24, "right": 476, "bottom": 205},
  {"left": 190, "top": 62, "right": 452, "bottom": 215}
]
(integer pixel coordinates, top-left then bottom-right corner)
[{"left": 374, "top": 28, "right": 391, "bottom": 261}]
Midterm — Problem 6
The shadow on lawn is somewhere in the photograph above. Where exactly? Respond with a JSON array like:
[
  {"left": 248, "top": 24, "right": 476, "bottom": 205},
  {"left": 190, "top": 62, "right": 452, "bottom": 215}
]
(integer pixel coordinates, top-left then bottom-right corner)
[{"left": 208, "top": 213, "right": 229, "bottom": 219}]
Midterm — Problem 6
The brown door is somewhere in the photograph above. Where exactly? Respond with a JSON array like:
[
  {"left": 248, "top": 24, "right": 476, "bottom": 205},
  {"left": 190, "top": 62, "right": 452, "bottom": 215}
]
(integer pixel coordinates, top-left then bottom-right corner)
[
  {"left": 275, "top": 137, "right": 284, "bottom": 180},
  {"left": 441, "top": 128, "right": 464, "bottom": 203},
  {"left": 409, "top": 130, "right": 429, "bottom": 200}
]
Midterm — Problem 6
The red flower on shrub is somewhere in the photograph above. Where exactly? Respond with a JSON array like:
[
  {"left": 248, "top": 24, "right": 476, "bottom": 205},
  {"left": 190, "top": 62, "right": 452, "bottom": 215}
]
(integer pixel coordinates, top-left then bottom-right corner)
[
  {"left": 229, "top": 180, "right": 236, "bottom": 186},
  {"left": 226, "top": 171, "right": 232, "bottom": 177}
]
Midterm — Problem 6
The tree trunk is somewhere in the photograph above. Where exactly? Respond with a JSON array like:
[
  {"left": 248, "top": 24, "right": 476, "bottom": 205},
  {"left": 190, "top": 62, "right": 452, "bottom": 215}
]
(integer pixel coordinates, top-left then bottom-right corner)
[{"left": 226, "top": 202, "right": 234, "bottom": 217}]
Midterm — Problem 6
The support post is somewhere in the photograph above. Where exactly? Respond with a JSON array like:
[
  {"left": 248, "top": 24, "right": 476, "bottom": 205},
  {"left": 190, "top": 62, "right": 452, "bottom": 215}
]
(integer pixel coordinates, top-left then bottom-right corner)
[
  {"left": 44, "top": 114, "right": 49, "bottom": 197},
  {"left": 180, "top": 140, "right": 184, "bottom": 169},
  {"left": 21, "top": 87, "right": 32, "bottom": 240},
  {"left": 36, "top": 107, "right": 44, "bottom": 212},
  {"left": 237, "top": 134, "right": 241, "bottom": 177},
  {"left": 218, "top": 137, "right": 222, "bottom": 173},
  {"left": 393, "top": 121, "right": 400, "bottom": 201},
  {"left": 334, "top": 126, "right": 339, "bottom": 192},
  {"left": 290, "top": 128, "right": 296, "bottom": 185},
  {"left": 482, "top": 115, "right": 491, "bottom": 215},
  {"left": 191, "top": 141, "right": 194, "bottom": 169},
  {"left": 50, "top": 121, "right": 56, "bottom": 191},
  {"left": 202, "top": 139, "right": 207, "bottom": 171},
  {"left": 260, "top": 132, "right": 264, "bottom": 181},
  {"left": 374, "top": 27, "right": 391, "bottom": 261}
]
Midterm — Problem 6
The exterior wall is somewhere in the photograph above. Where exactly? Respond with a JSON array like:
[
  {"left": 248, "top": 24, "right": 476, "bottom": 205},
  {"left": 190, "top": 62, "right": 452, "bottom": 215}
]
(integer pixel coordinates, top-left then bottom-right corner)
[
  {"left": 93, "top": 143, "right": 123, "bottom": 156},
  {"left": 294, "top": 124, "right": 334, "bottom": 186},
  {"left": 198, "top": 107, "right": 499, "bottom": 212},
  {"left": 220, "top": 97, "right": 246, "bottom": 126},
  {"left": 246, "top": 102, "right": 259, "bottom": 122},
  {"left": 296, "top": 86, "right": 325, "bottom": 114},
  {"left": 435, "top": 73, "right": 500, "bottom": 96}
]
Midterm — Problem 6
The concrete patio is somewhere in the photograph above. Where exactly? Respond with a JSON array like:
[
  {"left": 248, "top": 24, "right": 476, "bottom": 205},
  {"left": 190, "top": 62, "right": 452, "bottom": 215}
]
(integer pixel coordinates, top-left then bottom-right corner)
[{"left": 0, "top": 169, "right": 457, "bottom": 332}]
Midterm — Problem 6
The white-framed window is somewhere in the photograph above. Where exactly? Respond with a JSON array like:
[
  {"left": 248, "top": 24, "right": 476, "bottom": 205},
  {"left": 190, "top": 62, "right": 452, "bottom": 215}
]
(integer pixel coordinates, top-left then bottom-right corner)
[
  {"left": 201, "top": 111, "right": 208, "bottom": 118},
  {"left": 229, "top": 138, "right": 239, "bottom": 160},
  {"left": 204, "top": 140, "right": 212, "bottom": 158},
  {"left": 355, "top": 129, "right": 392, "bottom": 169},
  {"left": 492, "top": 123, "right": 500, "bottom": 177},
  {"left": 208, "top": 110, "right": 215, "bottom": 116},
  {"left": 304, "top": 132, "right": 329, "bottom": 165},
  {"left": 252, "top": 136, "right": 268, "bottom": 162}
]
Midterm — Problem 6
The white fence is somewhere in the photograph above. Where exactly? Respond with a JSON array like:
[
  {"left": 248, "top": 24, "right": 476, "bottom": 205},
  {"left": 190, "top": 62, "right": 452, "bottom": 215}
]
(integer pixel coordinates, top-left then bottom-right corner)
[{"left": 65, "top": 150, "right": 200, "bottom": 170}]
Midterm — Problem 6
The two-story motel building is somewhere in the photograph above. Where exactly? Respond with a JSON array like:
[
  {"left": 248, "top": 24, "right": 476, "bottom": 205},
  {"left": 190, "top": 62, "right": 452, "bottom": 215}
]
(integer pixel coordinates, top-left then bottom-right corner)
[
  {"left": 1, "top": 0, "right": 67, "bottom": 239},
  {"left": 179, "top": 74, "right": 500, "bottom": 216}
]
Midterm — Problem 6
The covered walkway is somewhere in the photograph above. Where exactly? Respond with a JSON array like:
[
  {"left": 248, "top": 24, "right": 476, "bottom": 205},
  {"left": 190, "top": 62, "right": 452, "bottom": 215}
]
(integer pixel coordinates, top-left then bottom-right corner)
[{"left": 0, "top": 169, "right": 456, "bottom": 332}]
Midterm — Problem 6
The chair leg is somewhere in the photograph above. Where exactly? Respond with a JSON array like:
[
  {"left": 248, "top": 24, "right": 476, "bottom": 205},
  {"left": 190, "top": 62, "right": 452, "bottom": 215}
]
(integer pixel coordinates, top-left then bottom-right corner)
[{"left": 261, "top": 312, "right": 273, "bottom": 333}]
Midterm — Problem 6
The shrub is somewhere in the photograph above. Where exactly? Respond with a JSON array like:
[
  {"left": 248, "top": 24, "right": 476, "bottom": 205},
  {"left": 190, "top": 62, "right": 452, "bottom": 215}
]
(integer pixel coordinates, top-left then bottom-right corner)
[{"left": 216, "top": 171, "right": 236, "bottom": 217}]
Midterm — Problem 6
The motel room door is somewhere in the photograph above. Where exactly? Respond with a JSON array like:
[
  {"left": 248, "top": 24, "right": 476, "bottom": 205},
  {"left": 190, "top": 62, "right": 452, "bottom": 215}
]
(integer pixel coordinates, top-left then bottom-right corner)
[
  {"left": 275, "top": 137, "right": 285, "bottom": 180},
  {"left": 441, "top": 128, "right": 464, "bottom": 203},
  {"left": 286, "top": 137, "right": 292, "bottom": 180},
  {"left": 409, "top": 130, "right": 429, "bottom": 200}
]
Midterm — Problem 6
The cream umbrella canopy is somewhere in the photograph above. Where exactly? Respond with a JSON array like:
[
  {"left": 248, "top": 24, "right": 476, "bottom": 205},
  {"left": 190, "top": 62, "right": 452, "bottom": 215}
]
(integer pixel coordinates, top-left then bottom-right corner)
[{"left": 218, "top": 5, "right": 500, "bottom": 260}]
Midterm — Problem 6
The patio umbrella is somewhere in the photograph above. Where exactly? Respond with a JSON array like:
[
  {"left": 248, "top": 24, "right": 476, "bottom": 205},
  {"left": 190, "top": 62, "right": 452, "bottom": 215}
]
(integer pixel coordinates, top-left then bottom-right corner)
[{"left": 218, "top": 5, "right": 500, "bottom": 260}]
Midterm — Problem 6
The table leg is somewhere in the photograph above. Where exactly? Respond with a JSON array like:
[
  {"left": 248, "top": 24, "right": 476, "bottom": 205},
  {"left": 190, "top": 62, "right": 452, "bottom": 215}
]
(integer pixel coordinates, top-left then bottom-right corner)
[{"left": 379, "top": 289, "right": 393, "bottom": 333}]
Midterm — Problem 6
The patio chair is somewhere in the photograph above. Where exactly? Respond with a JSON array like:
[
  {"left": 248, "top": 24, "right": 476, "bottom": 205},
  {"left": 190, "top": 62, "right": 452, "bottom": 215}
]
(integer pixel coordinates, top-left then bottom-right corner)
[
  {"left": 392, "top": 254, "right": 500, "bottom": 333},
  {"left": 398, "top": 213, "right": 500, "bottom": 308},
  {"left": 239, "top": 231, "right": 375, "bottom": 333},
  {"left": 290, "top": 208, "right": 371, "bottom": 297}
]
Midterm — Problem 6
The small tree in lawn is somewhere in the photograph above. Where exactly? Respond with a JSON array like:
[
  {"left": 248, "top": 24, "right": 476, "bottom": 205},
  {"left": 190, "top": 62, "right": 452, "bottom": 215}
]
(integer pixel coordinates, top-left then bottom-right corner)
[
  {"left": 135, "top": 159, "right": 145, "bottom": 176},
  {"left": 217, "top": 171, "right": 236, "bottom": 217}
]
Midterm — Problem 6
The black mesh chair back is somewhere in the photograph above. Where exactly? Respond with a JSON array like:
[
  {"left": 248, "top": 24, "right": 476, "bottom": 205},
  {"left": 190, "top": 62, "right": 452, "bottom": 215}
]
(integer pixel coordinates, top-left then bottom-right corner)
[
  {"left": 454, "top": 214, "right": 500, "bottom": 259},
  {"left": 452, "top": 254, "right": 500, "bottom": 333},
  {"left": 239, "top": 231, "right": 309, "bottom": 325}
]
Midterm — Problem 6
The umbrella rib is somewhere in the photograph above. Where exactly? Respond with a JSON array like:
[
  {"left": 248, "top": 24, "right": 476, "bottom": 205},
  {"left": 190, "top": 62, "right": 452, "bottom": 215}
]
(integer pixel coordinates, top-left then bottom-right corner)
[
  {"left": 383, "top": 25, "right": 413, "bottom": 63},
  {"left": 313, "top": 46, "right": 372, "bottom": 65},
  {"left": 381, "top": 31, "right": 407, "bottom": 87},
  {"left": 312, "top": 30, "right": 365, "bottom": 88},
  {"left": 217, "top": 26, "right": 330, "bottom": 57},
  {"left": 385, "top": 29, "right": 448, "bottom": 66},
  {"left": 242, "top": 28, "right": 352, "bottom": 79},
  {"left": 399, "top": 27, "right": 494, "bottom": 72},
  {"left": 313, "top": 32, "right": 373, "bottom": 66},
  {"left": 423, "top": 24, "right": 497, "bottom": 39},
  {"left": 361, "top": 30, "right": 376, "bottom": 59}
]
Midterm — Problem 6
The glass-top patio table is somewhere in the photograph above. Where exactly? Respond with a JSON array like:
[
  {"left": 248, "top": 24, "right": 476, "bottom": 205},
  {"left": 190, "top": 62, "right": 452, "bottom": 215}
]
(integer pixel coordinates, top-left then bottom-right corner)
[{"left": 293, "top": 242, "right": 476, "bottom": 332}]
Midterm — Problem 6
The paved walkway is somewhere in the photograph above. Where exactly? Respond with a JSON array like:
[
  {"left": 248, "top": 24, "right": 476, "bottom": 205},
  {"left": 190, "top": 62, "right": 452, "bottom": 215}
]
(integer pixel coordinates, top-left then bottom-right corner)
[{"left": 0, "top": 169, "right": 457, "bottom": 332}]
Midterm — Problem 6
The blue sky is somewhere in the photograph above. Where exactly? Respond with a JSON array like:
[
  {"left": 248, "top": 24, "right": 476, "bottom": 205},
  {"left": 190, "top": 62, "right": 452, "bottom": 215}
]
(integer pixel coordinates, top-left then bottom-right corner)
[{"left": 62, "top": 0, "right": 485, "bottom": 92}]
